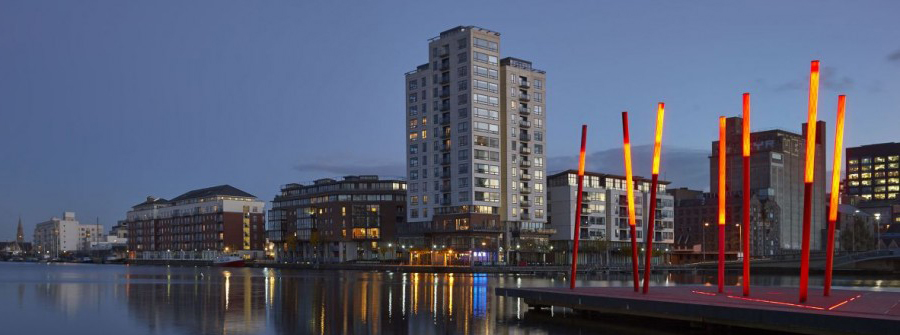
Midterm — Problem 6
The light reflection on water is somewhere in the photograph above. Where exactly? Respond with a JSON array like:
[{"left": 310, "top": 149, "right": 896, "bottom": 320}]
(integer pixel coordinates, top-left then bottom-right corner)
[{"left": 0, "top": 263, "right": 897, "bottom": 335}]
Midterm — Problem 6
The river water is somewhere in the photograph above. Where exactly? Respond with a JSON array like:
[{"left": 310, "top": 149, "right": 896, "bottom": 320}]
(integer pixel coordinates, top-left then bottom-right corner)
[{"left": 0, "top": 263, "right": 896, "bottom": 335}]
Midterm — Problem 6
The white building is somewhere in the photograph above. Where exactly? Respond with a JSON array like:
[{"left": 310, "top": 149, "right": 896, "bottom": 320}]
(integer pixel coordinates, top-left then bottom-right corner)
[
  {"left": 548, "top": 170, "right": 675, "bottom": 265},
  {"left": 33, "top": 212, "right": 104, "bottom": 256}
]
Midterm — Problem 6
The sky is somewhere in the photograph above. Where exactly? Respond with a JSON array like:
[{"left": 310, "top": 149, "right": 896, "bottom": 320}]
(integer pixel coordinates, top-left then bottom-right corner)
[{"left": 1, "top": 0, "right": 899, "bottom": 240}]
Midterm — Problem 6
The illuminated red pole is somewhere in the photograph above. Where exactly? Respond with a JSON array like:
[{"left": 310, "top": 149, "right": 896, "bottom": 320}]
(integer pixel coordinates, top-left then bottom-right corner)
[
  {"left": 718, "top": 116, "right": 727, "bottom": 294},
  {"left": 643, "top": 103, "right": 665, "bottom": 294},
  {"left": 570, "top": 125, "right": 588, "bottom": 290},
  {"left": 622, "top": 111, "right": 640, "bottom": 292},
  {"left": 742, "top": 93, "right": 751, "bottom": 297},
  {"left": 824, "top": 95, "right": 846, "bottom": 296},
  {"left": 800, "top": 60, "right": 820, "bottom": 303}
]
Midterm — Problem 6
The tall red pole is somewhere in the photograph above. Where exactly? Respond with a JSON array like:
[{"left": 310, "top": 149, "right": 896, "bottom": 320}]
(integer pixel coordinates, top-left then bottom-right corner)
[
  {"left": 800, "top": 60, "right": 820, "bottom": 303},
  {"left": 570, "top": 125, "right": 588, "bottom": 290},
  {"left": 622, "top": 111, "right": 640, "bottom": 292},
  {"left": 718, "top": 116, "right": 727, "bottom": 294},
  {"left": 824, "top": 95, "right": 846, "bottom": 296},
  {"left": 643, "top": 103, "right": 665, "bottom": 294},
  {"left": 742, "top": 93, "right": 751, "bottom": 297}
]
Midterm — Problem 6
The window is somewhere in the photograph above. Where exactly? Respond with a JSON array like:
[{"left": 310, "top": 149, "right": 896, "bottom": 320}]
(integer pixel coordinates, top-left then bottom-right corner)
[
  {"left": 409, "top": 119, "right": 418, "bottom": 129},
  {"left": 534, "top": 106, "right": 543, "bottom": 115},
  {"left": 457, "top": 94, "right": 468, "bottom": 104},
  {"left": 534, "top": 79, "right": 543, "bottom": 89},
  {"left": 535, "top": 119, "right": 544, "bottom": 128},
  {"left": 473, "top": 107, "right": 499, "bottom": 120},
  {"left": 475, "top": 177, "right": 500, "bottom": 189},
  {"left": 458, "top": 136, "right": 469, "bottom": 147},
  {"left": 475, "top": 163, "right": 500, "bottom": 175},
  {"left": 458, "top": 150, "right": 468, "bottom": 160},
  {"left": 474, "top": 149, "right": 500, "bottom": 161},
  {"left": 458, "top": 80, "right": 468, "bottom": 91},
  {"left": 458, "top": 178, "right": 470, "bottom": 187},
  {"left": 409, "top": 145, "right": 418, "bottom": 154},
  {"left": 410, "top": 170, "right": 418, "bottom": 180},
  {"left": 473, "top": 37, "right": 498, "bottom": 51},
  {"left": 473, "top": 79, "right": 498, "bottom": 93},
  {"left": 473, "top": 121, "right": 499, "bottom": 134},
  {"left": 459, "top": 192, "right": 470, "bottom": 202},
  {"left": 457, "top": 66, "right": 468, "bottom": 77},
  {"left": 408, "top": 93, "right": 417, "bottom": 103},
  {"left": 458, "top": 122, "right": 469, "bottom": 132},
  {"left": 474, "top": 191, "right": 500, "bottom": 202},
  {"left": 474, "top": 66, "right": 498, "bottom": 79},
  {"left": 473, "top": 51, "right": 498, "bottom": 65},
  {"left": 534, "top": 92, "right": 543, "bottom": 102},
  {"left": 409, "top": 132, "right": 418, "bottom": 141},
  {"left": 474, "top": 135, "right": 500, "bottom": 148},
  {"left": 408, "top": 81, "right": 418, "bottom": 90},
  {"left": 409, "top": 157, "right": 418, "bottom": 167},
  {"left": 535, "top": 144, "right": 543, "bottom": 154},
  {"left": 458, "top": 52, "right": 468, "bottom": 63},
  {"left": 473, "top": 94, "right": 499, "bottom": 106},
  {"left": 458, "top": 108, "right": 468, "bottom": 118},
  {"left": 459, "top": 164, "right": 469, "bottom": 174},
  {"left": 534, "top": 131, "right": 543, "bottom": 141}
]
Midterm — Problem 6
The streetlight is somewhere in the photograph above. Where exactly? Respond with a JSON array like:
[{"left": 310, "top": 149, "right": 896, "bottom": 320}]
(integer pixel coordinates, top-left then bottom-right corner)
[
  {"left": 702, "top": 223, "right": 709, "bottom": 262},
  {"left": 735, "top": 223, "right": 741, "bottom": 260}
]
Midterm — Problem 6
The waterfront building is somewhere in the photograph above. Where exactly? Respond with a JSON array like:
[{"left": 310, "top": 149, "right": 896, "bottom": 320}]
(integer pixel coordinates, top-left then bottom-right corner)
[
  {"left": 33, "top": 212, "right": 103, "bottom": 256},
  {"left": 266, "top": 176, "right": 406, "bottom": 263},
  {"left": 828, "top": 203, "right": 879, "bottom": 251},
  {"left": 669, "top": 188, "right": 781, "bottom": 264},
  {"left": 711, "top": 117, "right": 826, "bottom": 252},
  {"left": 547, "top": 170, "right": 675, "bottom": 265},
  {"left": 125, "top": 185, "right": 266, "bottom": 260},
  {"left": 844, "top": 142, "right": 900, "bottom": 242},
  {"left": 403, "top": 26, "right": 550, "bottom": 265}
]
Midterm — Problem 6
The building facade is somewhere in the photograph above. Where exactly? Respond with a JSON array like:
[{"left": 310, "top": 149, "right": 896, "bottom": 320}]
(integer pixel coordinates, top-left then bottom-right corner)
[
  {"left": 125, "top": 185, "right": 266, "bottom": 260},
  {"left": 33, "top": 212, "right": 103, "bottom": 256},
  {"left": 403, "top": 26, "right": 550, "bottom": 265},
  {"left": 669, "top": 189, "right": 781, "bottom": 264},
  {"left": 711, "top": 117, "right": 826, "bottom": 252},
  {"left": 547, "top": 170, "right": 675, "bottom": 265},
  {"left": 844, "top": 142, "right": 900, "bottom": 240},
  {"left": 266, "top": 176, "right": 406, "bottom": 263}
]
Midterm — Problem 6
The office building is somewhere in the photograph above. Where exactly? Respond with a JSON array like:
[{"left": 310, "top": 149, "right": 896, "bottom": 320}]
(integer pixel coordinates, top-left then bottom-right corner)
[
  {"left": 403, "top": 26, "right": 550, "bottom": 265},
  {"left": 844, "top": 142, "right": 900, "bottom": 239},
  {"left": 125, "top": 185, "right": 266, "bottom": 260},
  {"left": 266, "top": 176, "right": 406, "bottom": 263},
  {"left": 547, "top": 170, "right": 675, "bottom": 265},
  {"left": 711, "top": 117, "right": 826, "bottom": 252}
]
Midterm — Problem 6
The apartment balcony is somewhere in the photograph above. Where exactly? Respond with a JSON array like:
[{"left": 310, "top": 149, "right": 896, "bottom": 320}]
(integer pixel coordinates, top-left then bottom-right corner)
[
  {"left": 520, "top": 173, "right": 531, "bottom": 181},
  {"left": 439, "top": 63, "right": 450, "bottom": 71},
  {"left": 519, "top": 81, "right": 530, "bottom": 89},
  {"left": 438, "top": 48, "right": 449, "bottom": 58},
  {"left": 441, "top": 157, "right": 452, "bottom": 165},
  {"left": 519, "top": 147, "right": 531, "bottom": 155},
  {"left": 520, "top": 160, "right": 532, "bottom": 168},
  {"left": 518, "top": 107, "right": 530, "bottom": 115},
  {"left": 520, "top": 213, "right": 531, "bottom": 220},
  {"left": 520, "top": 200, "right": 532, "bottom": 207},
  {"left": 441, "top": 144, "right": 451, "bottom": 152},
  {"left": 440, "top": 77, "right": 451, "bottom": 85},
  {"left": 519, "top": 133, "right": 531, "bottom": 142},
  {"left": 519, "top": 120, "right": 531, "bottom": 128},
  {"left": 440, "top": 89, "right": 451, "bottom": 98},
  {"left": 519, "top": 93, "right": 530, "bottom": 102},
  {"left": 440, "top": 184, "right": 451, "bottom": 192},
  {"left": 440, "top": 117, "right": 451, "bottom": 125},
  {"left": 439, "top": 199, "right": 451, "bottom": 206},
  {"left": 520, "top": 187, "right": 532, "bottom": 194},
  {"left": 440, "top": 131, "right": 451, "bottom": 139},
  {"left": 439, "top": 103, "right": 450, "bottom": 111},
  {"left": 440, "top": 171, "right": 451, "bottom": 178}
]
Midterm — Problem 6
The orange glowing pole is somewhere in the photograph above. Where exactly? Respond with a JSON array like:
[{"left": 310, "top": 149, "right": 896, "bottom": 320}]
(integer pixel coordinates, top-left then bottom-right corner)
[
  {"left": 741, "top": 93, "right": 751, "bottom": 297},
  {"left": 824, "top": 95, "right": 846, "bottom": 296},
  {"left": 800, "top": 60, "right": 820, "bottom": 303},
  {"left": 642, "top": 103, "right": 665, "bottom": 294},
  {"left": 570, "top": 125, "right": 588, "bottom": 290},
  {"left": 718, "top": 116, "right": 727, "bottom": 294},
  {"left": 622, "top": 111, "right": 640, "bottom": 292}
]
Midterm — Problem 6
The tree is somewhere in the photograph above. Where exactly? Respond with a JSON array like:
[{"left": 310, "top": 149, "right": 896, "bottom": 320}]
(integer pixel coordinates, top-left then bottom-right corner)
[{"left": 840, "top": 217, "right": 875, "bottom": 252}]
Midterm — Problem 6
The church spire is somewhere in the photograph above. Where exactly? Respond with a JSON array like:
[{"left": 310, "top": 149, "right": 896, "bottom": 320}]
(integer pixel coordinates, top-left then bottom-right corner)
[{"left": 16, "top": 216, "right": 24, "bottom": 244}]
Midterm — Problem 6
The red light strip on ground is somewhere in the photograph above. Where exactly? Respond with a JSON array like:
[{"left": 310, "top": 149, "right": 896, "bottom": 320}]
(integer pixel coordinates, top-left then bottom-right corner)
[{"left": 689, "top": 290, "right": 863, "bottom": 311}]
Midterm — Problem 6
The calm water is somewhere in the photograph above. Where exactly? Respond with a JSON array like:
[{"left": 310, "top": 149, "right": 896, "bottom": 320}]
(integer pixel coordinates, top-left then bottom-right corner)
[{"left": 1, "top": 263, "right": 897, "bottom": 335}]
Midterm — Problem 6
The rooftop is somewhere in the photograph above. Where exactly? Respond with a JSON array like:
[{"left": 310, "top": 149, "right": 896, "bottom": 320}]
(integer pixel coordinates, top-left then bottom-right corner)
[{"left": 169, "top": 185, "right": 256, "bottom": 203}]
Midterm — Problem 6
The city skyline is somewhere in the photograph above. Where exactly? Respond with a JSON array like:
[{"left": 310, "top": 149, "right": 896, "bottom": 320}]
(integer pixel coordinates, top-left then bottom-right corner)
[{"left": 3, "top": 1, "right": 900, "bottom": 239}]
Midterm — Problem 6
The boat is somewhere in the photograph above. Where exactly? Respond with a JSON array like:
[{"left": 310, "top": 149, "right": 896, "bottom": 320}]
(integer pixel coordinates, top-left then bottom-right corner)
[{"left": 213, "top": 255, "right": 245, "bottom": 267}]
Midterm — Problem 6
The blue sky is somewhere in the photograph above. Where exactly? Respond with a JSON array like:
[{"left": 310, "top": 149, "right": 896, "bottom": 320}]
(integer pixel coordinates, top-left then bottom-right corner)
[{"left": 1, "top": 0, "right": 899, "bottom": 239}]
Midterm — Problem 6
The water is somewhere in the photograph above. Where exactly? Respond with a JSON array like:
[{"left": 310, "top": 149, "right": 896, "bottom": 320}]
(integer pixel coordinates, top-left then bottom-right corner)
[{"left": 1, "top": 263, "right": 897, "bottom": 335}]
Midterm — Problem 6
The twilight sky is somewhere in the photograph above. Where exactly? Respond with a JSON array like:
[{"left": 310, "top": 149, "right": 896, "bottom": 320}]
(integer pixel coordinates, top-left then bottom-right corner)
[{"left": 1, "top": 0, "right": 899, "bottom": 239}]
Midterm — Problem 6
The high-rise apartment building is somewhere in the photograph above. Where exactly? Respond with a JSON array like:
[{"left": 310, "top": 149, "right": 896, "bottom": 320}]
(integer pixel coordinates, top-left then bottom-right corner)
[
  {"left": 266, "top": 176, "right": 406, "bottom": 263},
  {"left": 125, "top": 185, "right": 266, "bottom": 260},
  {"left": 711, "top": 117, "right": 826, "bottom": 252},
  {"left": 403, "top": 26, "right": 550, "bottom": 265},
  {"left": 547, "top": 170, "right": 675, "bottom": 265}
]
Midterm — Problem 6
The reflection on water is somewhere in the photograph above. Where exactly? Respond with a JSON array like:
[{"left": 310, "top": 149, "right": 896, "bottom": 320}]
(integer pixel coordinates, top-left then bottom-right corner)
[{"left": 1, "top": 263, "right": 897, "bottom": 335}]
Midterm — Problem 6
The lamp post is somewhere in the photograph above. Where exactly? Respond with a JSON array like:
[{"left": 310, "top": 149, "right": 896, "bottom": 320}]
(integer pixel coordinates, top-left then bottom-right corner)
[{"left": 703, "top": 222, "right": 709, "bottom": 262}]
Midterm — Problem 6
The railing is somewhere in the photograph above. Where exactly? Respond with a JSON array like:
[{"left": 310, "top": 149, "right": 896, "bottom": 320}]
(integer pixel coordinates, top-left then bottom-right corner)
[
  {"left": 519, "top": 133, "right": 531, "bottom": 141},
  {"left": 520, "top": 160, "right": 532, "bottom": 168},
  {"left": 439, "top": 63, "right": 450, "bottom": 71},
  {"left": 519, "top": 107, "right": 530, "bottom": 115},
  {"left": 519, "top": 81, "right": 530, "bottom": 88},
  {"left": 440, "top": 103, "right": 450, "bottom": 111},
  {"left": 520, "top": 147, "right": 531, "bottom": 154},
  {"left": 519, "top": 120, "right": 531, "bottom": 128},
  {"left": 519, "top": 93, "right": 530, "bottom": 101},
  {"left": 520, "top": 187, "right": 531, "bottom": 194},
  {"left": 520, "top": 174, "right": 531, "bottom": 181},
  {"left": 520, "top": 200, "right": 532, "bottom": 207},
  {"left": 440, "top": 89, "right": 451, "bottom": 98},
  {"left": 441, "top": 157, "right": 452, "bottom": 165},
  {"left": 440, "top": 77, "right": 451, "bottom": 84},
  {"left": 440, "top": 117, "right": 451, "bottom": 125}
]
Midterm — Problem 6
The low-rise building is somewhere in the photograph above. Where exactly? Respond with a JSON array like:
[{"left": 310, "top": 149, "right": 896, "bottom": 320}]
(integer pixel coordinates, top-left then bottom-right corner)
[
  {"left": 267, "top": 176, "right": 406, "bottom": 263},
  {"left": 547, "top": 170, "right": 674, "bottom": 266},
  {"left": 125, "top": 185, "right": 266, "bottom": 260}
]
